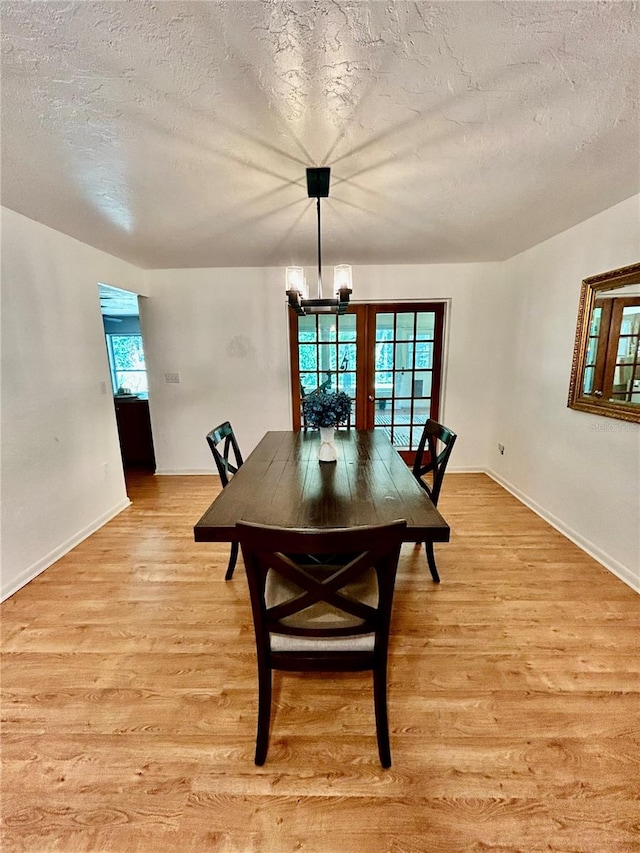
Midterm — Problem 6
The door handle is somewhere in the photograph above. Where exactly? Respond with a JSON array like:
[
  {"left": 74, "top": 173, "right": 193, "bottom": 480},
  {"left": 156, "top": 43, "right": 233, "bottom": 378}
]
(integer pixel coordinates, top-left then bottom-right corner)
[{"left": 368, "top": 395, "right": 375, "bottom": 402}]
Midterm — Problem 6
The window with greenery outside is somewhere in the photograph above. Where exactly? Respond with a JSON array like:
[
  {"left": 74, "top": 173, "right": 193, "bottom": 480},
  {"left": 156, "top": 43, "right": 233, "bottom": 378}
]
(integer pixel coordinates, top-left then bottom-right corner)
[{"left": 107, "top": 335, "right": 148, "bottom": 396}]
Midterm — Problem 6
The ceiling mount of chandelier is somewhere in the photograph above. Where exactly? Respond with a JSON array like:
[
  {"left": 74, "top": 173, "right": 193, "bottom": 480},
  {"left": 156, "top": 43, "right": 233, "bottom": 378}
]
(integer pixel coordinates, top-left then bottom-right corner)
[{"left": 286, "top": 167, "right": 352, "bottom": 316}]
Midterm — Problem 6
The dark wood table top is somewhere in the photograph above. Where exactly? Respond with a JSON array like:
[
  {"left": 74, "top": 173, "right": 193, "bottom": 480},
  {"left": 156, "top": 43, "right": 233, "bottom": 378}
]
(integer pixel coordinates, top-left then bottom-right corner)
[{"left": 194, "top": 430, "right": 450, "bottom": 544}]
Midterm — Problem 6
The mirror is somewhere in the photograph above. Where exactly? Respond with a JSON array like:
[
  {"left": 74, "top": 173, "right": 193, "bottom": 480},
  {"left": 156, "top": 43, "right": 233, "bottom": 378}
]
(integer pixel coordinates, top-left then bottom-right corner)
[{"left": 568, "top": 262, "right": 640, "bottom": 423}]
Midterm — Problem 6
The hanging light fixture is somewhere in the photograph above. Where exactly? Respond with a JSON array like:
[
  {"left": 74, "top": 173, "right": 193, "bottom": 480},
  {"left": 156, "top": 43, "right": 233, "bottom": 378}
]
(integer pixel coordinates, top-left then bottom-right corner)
[{"left": 286, "top": 167, "right": 352, "bottom": 315}]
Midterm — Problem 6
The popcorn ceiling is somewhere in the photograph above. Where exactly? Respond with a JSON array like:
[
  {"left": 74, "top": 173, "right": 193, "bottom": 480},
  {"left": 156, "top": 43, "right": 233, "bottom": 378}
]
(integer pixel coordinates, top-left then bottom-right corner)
[{"left": 1, "top": 1, "right": 637, "bottom": 268}]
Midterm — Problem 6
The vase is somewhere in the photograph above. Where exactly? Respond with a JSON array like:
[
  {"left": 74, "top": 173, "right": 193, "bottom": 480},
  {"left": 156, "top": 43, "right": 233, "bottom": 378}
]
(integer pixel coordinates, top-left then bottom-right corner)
[{"left": 318, "top": 426, "right": 338, "bottom": 463}]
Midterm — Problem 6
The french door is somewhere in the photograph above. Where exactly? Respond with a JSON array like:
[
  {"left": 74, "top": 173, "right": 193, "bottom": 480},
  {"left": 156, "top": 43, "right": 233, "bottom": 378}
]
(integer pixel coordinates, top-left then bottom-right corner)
[
  {"left": 288, "top": 302, "right": 445, "bottom": 464},
  {"left": 583, "top": 296, "right": 640, "bottom": 403}
]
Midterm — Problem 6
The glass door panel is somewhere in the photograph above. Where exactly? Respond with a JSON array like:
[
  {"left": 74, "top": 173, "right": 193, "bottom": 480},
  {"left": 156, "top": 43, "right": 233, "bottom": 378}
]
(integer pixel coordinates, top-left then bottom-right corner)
[
  {"left": 592, "top": 297, "right": 640, "bottom": 404},
  {"left": 290, "top": 309, "right": 359, "bottom": 429},
  {"left": 366, "top": 303, "right": 444, "bottom": 463},
  {"left": 610, "top": 305, "right": 640, "bottom": 401}
]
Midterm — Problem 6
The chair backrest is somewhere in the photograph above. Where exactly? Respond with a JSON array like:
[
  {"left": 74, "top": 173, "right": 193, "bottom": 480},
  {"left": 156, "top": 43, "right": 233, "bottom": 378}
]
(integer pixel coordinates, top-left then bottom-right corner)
[
  {"left": 206, "top": 421, "right": 243, "bottom": 487},
  {"left": 411, "top": 419, "right": 457, "bottom": 505},
  {"left": 300, "top": 382, "right": 309, "bottom": 431},
  {"left": 238, "top": 521, "right": 406, "bottom": 654}
]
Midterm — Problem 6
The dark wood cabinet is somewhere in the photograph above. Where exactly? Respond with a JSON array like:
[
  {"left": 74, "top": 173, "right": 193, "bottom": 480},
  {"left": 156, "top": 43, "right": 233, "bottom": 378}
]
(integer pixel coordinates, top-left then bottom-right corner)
[{"left": 114, "top": 398, "right": 155, "bottom": 470}]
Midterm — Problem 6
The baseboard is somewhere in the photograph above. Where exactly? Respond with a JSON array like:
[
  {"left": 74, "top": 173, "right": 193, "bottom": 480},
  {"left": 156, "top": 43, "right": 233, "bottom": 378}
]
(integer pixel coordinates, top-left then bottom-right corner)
[
  {"left": 1, "top": 497, "right": 131, "bottom": 602},
  {"left": 486, "top": 469, "right": 639, "bottom": 594},
  {"left": 154, "top": 469, "right": 218, "bottom": 476}
]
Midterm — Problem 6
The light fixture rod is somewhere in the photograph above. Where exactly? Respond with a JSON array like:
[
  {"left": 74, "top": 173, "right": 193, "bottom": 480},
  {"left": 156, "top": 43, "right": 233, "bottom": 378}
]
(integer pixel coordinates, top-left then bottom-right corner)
[{"left": 316, "top": 196, "right": 323, "bottom": 299}]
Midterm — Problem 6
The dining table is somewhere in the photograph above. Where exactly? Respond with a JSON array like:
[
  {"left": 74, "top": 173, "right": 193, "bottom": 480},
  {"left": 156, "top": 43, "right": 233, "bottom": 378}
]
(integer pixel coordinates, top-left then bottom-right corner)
[{"left": 194, "top": 429, "right": 450, "bottom": 545}]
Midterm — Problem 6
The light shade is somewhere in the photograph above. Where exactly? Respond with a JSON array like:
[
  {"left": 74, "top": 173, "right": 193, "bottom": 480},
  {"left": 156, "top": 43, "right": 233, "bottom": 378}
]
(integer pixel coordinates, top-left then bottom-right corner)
[
  {"left": 333, "top": 264, "right": 353, "bottom": 295},
  {"left": 286, "top": 266, "right": 308, "bottom": 299}
]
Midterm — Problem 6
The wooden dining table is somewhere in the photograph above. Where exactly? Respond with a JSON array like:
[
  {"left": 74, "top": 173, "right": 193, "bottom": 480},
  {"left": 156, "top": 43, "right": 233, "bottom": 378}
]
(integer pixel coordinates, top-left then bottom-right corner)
[{"left": 194, "top": 429, "right": 450, "bottom": 545}]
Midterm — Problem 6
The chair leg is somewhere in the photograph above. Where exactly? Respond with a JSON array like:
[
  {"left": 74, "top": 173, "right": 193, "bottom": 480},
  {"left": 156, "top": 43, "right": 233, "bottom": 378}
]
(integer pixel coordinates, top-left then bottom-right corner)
[
  {"left": 254, "top": 663, "right": 272, "bottom": 766},
  {"left": 425, "top": 541, "right": 440, "bottom": 583},
  {"left": 373, "top": 663, "right": 391, "bottom": 769},
  {"left": 225, "top": 541, "right": 239, "bottom": 581}
]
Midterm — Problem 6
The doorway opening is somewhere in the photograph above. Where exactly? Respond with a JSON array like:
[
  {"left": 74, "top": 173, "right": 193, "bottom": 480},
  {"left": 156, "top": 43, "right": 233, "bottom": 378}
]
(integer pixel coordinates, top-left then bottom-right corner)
[{"left": 98, "top": 284, "right": 156, "bottom": 472}]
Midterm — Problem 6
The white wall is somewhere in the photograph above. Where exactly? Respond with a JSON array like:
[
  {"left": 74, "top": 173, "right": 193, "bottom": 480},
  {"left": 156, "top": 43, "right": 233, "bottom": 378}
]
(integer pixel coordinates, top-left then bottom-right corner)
[
  {"left": 140, "top": 268, "right": 293, "bottom": 473},
  {"left": 488, "top": 195, "right": 640, "bottom": 591},
  {"left": 0, "top": 208, "right": 146, "bottom": 599},
  {"left": 354, "top": 263, "right": 504, "bottom": 471},
  {"left": 142, "top": 262, "right": 502, "bottom": 473}
]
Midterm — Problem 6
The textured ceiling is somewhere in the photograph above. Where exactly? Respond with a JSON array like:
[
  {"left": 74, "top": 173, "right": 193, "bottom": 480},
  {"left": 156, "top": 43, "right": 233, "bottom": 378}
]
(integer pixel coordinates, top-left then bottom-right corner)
[{"left": 1, "top": 1, "right": 638, "bottom": 270}]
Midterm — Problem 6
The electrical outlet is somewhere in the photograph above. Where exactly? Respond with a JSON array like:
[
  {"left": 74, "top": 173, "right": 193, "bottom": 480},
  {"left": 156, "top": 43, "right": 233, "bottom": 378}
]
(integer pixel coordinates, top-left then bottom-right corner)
[
  {"left": 498, "top": 444, "right": 505, "bottom": 455},
  {"left": 165, "top": 372, "right": 181, "bottom": 384},
  {"left": 100, "top": 381, "right": 108, "bottom": 395}
]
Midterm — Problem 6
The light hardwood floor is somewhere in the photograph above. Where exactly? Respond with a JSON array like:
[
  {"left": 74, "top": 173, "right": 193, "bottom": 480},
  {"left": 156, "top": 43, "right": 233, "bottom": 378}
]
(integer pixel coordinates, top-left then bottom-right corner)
[{"left": 2, "top": 472, "right": 638, "bottom": 853}]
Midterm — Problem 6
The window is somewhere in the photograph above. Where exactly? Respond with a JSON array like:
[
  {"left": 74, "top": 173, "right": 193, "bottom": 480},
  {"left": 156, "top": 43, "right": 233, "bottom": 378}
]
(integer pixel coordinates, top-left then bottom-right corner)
[{"left": 106, "top": 334, "right": 148, "bottom": 396}]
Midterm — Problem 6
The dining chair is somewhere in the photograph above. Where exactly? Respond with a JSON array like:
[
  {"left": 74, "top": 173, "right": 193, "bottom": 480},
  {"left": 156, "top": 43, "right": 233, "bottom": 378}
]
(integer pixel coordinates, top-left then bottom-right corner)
[
  {"left": 412, "top": 418, "right": 457, "bottom": 583},
  {"left": 205, "top": 421, "right": 244, "bottom": 580},
  {"left": 237, "top": 519, "right": 407, "bottom": 768}
]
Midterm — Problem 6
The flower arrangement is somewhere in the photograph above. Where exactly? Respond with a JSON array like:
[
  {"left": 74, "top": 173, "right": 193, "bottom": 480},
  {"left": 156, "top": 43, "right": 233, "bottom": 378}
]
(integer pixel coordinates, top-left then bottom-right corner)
[{"left": 302, "top": 389, "right": 352, "bottom": 429}]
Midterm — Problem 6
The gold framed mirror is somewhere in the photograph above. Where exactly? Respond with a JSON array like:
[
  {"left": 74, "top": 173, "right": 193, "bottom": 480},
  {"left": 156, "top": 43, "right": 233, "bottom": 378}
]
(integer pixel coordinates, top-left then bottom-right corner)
[{"left": 568, "top": 262, "right": 640, "bottom": 423}]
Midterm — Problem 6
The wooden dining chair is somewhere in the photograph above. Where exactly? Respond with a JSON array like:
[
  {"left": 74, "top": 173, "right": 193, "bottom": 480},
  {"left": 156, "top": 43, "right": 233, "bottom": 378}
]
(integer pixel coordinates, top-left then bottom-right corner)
[
  {"left": 237, "top": 519, "right": 407, "bottom": 768},
  {"left": 412, "top": 418, "right": 457, "bottom": 583},
  {"left": 205, "top": 421, "right": 244, "bottom": 580}
]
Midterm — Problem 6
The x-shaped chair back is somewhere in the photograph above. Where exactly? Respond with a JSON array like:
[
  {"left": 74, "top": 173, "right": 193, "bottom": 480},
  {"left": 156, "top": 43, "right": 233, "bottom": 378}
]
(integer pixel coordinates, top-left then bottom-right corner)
[
  {"left": 263, "top": 549, "right": 382, "bottom": 639},
  {"left": 205, "top": 421, "right": 244, "bottom": 580},
  {"left": 206, "top": 421, "right": 243, "bottom": 487},
  {"left": 411, "top": 418, "right": 457, "bottom": 506},
  {"left": 239, "top": 521, "right": 406, "bottom": 647}
]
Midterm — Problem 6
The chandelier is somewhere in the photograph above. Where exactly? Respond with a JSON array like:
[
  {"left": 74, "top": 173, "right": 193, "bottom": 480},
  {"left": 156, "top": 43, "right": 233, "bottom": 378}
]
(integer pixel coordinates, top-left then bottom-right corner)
[{"left": 286, "top": 167, "right": 352, "bottom": 315}]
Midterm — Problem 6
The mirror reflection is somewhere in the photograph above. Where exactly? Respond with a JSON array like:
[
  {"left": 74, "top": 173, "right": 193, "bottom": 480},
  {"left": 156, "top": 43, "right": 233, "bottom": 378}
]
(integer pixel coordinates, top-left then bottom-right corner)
[
  {"left": 582, "top": 284, "right": 640, "bottom": 402},
  {"left": 568, "top": 262, "right": 640, "bottom": 422}
]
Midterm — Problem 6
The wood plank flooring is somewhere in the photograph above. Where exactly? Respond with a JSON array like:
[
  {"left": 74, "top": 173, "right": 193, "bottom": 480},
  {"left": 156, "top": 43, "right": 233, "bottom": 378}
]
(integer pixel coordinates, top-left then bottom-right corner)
[{"left": 2, "top": 472, "right": 638, "bottom": 853}]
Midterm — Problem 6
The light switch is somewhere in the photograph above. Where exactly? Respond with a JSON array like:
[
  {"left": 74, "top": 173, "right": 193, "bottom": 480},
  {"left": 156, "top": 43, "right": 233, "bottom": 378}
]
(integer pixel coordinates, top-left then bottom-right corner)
[{"left": 165, "top": 372, "right": 181, "bottom": 384}]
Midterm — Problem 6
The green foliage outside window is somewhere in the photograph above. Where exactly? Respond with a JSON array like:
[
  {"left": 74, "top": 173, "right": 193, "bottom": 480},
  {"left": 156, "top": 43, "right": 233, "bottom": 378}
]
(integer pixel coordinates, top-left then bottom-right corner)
[{"left": 107, "top": 335, "right": 148, "bottom": 395}]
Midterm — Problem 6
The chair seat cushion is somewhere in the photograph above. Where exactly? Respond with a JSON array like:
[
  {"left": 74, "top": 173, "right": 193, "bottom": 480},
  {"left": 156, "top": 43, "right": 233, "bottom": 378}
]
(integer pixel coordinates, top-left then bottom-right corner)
[
  {"left": 270, "top": 632, "right": 375, "bottom": 652},
  {"left": 265, "top": 562, "right": 378, "bottom": 653}
]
